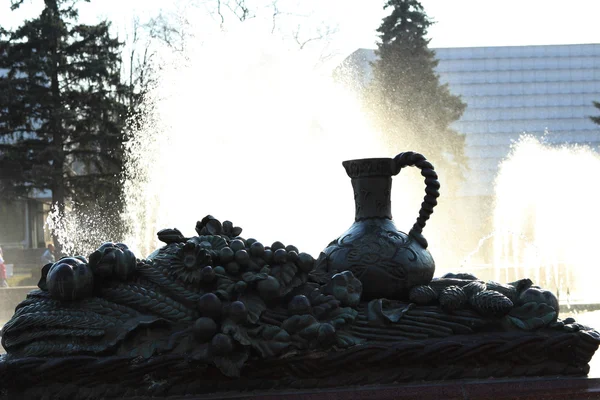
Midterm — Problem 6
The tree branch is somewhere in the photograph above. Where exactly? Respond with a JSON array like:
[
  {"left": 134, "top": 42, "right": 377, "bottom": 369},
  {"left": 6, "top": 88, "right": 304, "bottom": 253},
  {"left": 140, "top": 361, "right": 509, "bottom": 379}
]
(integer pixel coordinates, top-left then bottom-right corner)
[
  {"left": 292, "top": 24, "right": 337, "bottom": 50},
  {"left": 216, "top": 0, "right": 225, "bottom": 28},
  {"left": 271, "top": 1, "right": 279, "bottom": 34}
]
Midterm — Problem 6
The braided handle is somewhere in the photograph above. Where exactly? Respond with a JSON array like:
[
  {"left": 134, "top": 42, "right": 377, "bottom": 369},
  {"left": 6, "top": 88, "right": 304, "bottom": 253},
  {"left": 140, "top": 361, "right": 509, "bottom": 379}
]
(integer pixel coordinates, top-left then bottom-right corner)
[{"left": 392, "top": 152, "right": 439, "bottom": 249}]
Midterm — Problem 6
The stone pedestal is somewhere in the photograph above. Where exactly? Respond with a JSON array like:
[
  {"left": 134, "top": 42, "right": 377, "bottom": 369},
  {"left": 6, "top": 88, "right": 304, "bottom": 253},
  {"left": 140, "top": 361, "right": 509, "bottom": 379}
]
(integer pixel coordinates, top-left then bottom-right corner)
[{"left": 180, "top": 377, "right": 600, "bottom": 400}]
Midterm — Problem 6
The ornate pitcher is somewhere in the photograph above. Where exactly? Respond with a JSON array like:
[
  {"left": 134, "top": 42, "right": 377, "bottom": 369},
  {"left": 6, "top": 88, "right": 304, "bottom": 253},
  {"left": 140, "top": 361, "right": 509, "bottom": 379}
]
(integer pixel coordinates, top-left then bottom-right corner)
[{"left": 316, "top": 152, "right": 439, "bottom": 300}]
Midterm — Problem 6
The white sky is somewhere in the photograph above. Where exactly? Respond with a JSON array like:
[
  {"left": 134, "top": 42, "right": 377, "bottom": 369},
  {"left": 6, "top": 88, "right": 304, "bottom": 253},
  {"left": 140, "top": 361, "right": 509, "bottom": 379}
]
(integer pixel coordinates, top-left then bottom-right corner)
[
  {"left": 422, "top": 0, "right": 600, "bottom": 48},
  {"left": 2, "top": 0, "right": 600, "bottom": 53}
]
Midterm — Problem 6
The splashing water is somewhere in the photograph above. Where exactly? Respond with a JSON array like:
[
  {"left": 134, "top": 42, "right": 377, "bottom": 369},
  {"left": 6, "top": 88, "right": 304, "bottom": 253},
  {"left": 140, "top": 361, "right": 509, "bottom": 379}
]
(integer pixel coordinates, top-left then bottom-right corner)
[
  {"left": 46, "top": 8, "right": 482, "bottom": 269},
  {"left": 121, "top": 22, "right": 387, "bottom": 258},
  {"left": 493, "top": 136, "right": 600, "bottom": 303},
  {"left": 46, "top": 202, "right": 125, "bottom": 256}
]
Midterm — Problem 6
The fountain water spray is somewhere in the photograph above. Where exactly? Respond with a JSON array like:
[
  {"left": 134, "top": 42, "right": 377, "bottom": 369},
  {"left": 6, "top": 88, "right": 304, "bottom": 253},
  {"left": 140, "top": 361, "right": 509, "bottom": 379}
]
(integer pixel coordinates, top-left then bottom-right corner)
[
  {"left": 493, "top": 135, "right": 600, "bottom": 303},
  {"left": 45, "top": 5, "right": 485, "bottom": 271},
  {"left": 120, "top": 20, "right": 387, "bottom": 258}
]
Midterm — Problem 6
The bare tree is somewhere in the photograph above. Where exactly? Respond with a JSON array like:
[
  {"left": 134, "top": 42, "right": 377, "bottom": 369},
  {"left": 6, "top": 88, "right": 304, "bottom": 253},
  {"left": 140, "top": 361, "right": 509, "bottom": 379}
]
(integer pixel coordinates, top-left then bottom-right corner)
[
  {"left": 119, "top": 0, "right": 341, "bottom": 99},
  {"left": 292, "top": 24, "right": 338, "bottom": 50},
  {"left": 121, "top": 17, "right": 157, "bottom": 113},
  {"left": 146, "top": 12, "right": 187, "bottom": 52},
  {"left": 226, "top": 0, "right": 254, "bottom": 22},
  {"left": 270, "top": 1, "right": 279, "bottom": 33}
]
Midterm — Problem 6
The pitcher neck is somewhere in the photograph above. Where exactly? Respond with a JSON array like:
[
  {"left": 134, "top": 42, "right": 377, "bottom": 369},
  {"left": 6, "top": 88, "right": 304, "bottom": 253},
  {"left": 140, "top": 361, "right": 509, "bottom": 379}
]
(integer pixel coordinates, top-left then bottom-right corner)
[{"left": 351, "top": 176, "right": 393, "bottom": 220}]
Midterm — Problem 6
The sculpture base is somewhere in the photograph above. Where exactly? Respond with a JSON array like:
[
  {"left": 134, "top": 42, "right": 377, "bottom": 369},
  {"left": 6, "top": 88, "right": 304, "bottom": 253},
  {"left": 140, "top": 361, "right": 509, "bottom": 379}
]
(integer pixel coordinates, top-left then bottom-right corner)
[
  {"left": 1, "top": 329, "right": 597, "bottom": 399},
  {"left": 174, "top": 377, "right": 600, "bottom": 399},
  {"left": 2, "top": 216, "right": 600, "bottom": 399},
  {"left": 2, "top": 373, "right": 600, "bottom": 400}
]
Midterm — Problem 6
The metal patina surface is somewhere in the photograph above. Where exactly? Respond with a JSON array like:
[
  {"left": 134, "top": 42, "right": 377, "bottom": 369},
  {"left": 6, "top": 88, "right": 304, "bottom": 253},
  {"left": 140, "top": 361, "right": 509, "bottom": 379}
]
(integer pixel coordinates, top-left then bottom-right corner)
[{"left": 0, "top": 152, "right": 598, "bottom": 399}]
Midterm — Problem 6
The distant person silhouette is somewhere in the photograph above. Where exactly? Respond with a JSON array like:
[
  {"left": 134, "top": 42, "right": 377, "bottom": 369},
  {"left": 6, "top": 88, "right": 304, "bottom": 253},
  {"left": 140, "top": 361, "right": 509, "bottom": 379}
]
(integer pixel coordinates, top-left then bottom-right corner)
[
  {"left": 41, "top": 243, "right": 56, "bottom": 265},
  {"left": 0, "top": 246, "right": 8, "bottom": 288}
]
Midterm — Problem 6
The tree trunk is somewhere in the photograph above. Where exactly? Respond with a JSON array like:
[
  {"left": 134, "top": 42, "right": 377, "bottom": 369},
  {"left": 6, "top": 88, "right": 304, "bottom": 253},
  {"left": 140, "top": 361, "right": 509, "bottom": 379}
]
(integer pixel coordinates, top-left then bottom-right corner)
[{"left": 46, "top": 0, "right": 65, "bottom": 255}]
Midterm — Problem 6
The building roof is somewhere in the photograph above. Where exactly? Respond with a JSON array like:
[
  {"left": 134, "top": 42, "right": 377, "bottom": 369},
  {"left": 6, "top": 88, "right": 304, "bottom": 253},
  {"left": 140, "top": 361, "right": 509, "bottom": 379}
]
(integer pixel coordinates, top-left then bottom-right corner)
[{"left": 339, "top": 44, "right": 600, "bottom": 196}]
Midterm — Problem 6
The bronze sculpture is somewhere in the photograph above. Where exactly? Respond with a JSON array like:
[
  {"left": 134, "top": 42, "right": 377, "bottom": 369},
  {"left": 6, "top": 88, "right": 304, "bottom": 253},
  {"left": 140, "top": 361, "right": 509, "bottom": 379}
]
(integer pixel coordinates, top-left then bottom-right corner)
[
  {"left": 0, "top": 152, "right": 598, "bottom": 399},
  {"left": 315, "top": 152, "right": 437, "bottom": 299}
]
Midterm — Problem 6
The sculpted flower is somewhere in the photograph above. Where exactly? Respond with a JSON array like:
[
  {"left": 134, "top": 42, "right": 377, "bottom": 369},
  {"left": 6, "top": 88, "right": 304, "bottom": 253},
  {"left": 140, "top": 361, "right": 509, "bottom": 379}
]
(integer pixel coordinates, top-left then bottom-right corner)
[
  {"left": 325, "top": 270, "right": 362, "bottom": 307},
  {"left": 195, "top": 215, "right": 242, "bottom": 239},
  {"left": 517, "top": 287, "right": 559, "bottom": 312},
  {"left": 171, "top": 241, "right": 212, "bottom": 284},
  {"left": 170, "top": 236, "right": 226, "bottom": 284}
]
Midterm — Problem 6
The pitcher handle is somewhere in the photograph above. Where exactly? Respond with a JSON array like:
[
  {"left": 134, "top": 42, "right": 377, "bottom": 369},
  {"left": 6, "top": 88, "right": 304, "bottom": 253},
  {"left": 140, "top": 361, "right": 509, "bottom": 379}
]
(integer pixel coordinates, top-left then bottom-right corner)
[{"left": 392, "top": 152, "right": 440, "bottom": 248}]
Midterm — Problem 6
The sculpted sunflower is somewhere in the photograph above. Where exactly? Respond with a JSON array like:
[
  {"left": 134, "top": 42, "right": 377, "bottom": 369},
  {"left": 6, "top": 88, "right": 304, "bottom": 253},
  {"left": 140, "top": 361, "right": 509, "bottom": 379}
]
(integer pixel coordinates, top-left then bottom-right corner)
[{"left": 170, "top": 235, "right": 227, "bottom": 284}]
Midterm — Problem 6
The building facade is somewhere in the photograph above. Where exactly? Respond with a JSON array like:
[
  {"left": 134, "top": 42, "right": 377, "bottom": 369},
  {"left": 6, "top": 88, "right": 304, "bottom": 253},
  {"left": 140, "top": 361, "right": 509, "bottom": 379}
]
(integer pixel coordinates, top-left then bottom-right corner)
[
  {"left": 339, "top": 44, "right": 600, "bottom": 197},
  {"left": 0, "top": 66, "right": 52, "bottom": 251},
  {"left": 0, "top": 197, "right": 51, "bottom": 249}
]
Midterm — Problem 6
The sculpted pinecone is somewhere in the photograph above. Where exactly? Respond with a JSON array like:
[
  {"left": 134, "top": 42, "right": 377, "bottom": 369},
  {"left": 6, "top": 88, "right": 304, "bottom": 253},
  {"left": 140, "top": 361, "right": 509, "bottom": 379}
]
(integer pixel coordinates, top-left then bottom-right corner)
[
  {"left": 439, "top": 286, "right": 467, "bottom": 312},
  {"left": 408, "top": 285, "right": 437, "bottom": 305},
  {"left": 463, "top": 281, "right": 486, "bottom": 298},
  {"left": 486, "top": 281, "right": 517, "bottom": 302},
  {"left": 470, "top": 290, "right": 514, "bottom": 316}
]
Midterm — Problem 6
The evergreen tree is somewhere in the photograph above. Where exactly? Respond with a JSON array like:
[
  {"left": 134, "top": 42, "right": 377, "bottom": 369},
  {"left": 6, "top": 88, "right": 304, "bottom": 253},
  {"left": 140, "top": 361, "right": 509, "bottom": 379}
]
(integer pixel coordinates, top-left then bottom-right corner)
[
  {"left": 590, "top": 101, "right": 600, "bottom": 125},
  {"left": 0, "top": 0, "right": 129, "bottom": 247},
  {"left": 367, "top": 0, "right": 466, "bottom": 188},
  {"left": 364, "top": 0, "right": 472, "bottom": 268}
]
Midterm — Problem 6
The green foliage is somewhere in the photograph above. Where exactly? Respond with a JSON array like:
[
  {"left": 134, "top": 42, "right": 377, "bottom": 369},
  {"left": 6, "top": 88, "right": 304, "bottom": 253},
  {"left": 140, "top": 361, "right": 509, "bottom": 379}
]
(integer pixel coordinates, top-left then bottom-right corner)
[
  {"left": 366, "top": 0, "right": 466, "bottom": 191},
  {"left": 0, "top": 0, "right": 131, "bottom": 214}
]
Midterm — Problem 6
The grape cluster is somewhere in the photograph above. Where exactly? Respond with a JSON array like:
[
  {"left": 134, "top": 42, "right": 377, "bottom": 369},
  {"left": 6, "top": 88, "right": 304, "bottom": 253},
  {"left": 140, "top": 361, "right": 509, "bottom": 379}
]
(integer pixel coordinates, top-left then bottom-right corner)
[
  {"left": 162, "top": 216, "right": 315, "bottom": 295},
  {"left": 208, "top": 238, "right": 315, "bottom": 300},
  {"left": 188, "top": 237, "right": 315, "bottom": 354},
  {"left": 166, "top": 217, "right": 317, "bottom": 354}
]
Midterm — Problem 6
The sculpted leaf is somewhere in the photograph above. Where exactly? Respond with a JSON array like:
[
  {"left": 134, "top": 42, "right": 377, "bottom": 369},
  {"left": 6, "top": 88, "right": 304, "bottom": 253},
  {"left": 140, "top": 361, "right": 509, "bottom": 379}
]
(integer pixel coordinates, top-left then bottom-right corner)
[
  {"left": 336, "top": 331, "right": 365, "bottom": 348},
  {"left": 271, "top": 262, "right": 297, "bottom": 287},
  {"left": 241, "top": 272, "right": 268, "bottom": 283},
  {"left": 507, "top": 302, "right": 557, "bottom": 331},
  {"left": 298, "top": 322, "right": 320, "bottom": 339},
  {"left": 282, "top": 314, "right": 318, "bottom": 334},
  {"left": 326, "top": 307, "right": 358, "bottom": 328},
  {"left": 367, "top": 299, "right": 413, "bottom": 324},
  {"left": 238, "top": 293, "right": 266, "bottom": 324},
  {"left": 247, "top": 325, "right": 291, "bottom": 357},
  {"left": 221, "top": 319, "right": 252, "bottom": 346},
  {"left": 213, "top": 352, "right": 248, "bottom": 378}
]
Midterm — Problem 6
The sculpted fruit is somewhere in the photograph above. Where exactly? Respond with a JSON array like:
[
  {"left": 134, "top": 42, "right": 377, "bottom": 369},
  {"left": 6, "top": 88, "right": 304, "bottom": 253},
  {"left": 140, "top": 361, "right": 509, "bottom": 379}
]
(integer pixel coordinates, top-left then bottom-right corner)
[
  {"left": 297, "top": 252, "right": 315, "bottom": 273},
  {"left": 229, "top": 301, "right": 248, "bottom": 323},
  {"left": 257, "top": 276, "right": 281, "bottom": 300},
  {"left": 219, "top": 247, "right": 235, "bottom": 264},
  {"left": 193, "top": 317, "right": 218, "bottom": 342},
  {"left": 201, "top": 266, "right": 216, "bottom": 282},
  {"left": 198, "top": 293, "right": 222, "bottom": 318},
  {"left": 250, "top": 241, "right": 265, "bottom": 257},
  {"left": 273, "top": 248, "right": 287, "bottom": 264},
  {"left": 229, "top": 239, "right": 245, "bottom": 253},
  {"left": 234, "top": 249, "right": 250, "bottom": 265},
  {"left": 288, "top": 295, "right": 311, "bottom": 315},
  {"left": 271, "top": 241, "right": 285, "bottom": 251},
  {"left": 211, "top": 333, "right": 234, "bottom": 355},
  {"left": 47, "top": 257, "right": 94, "bottom": 301}
]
